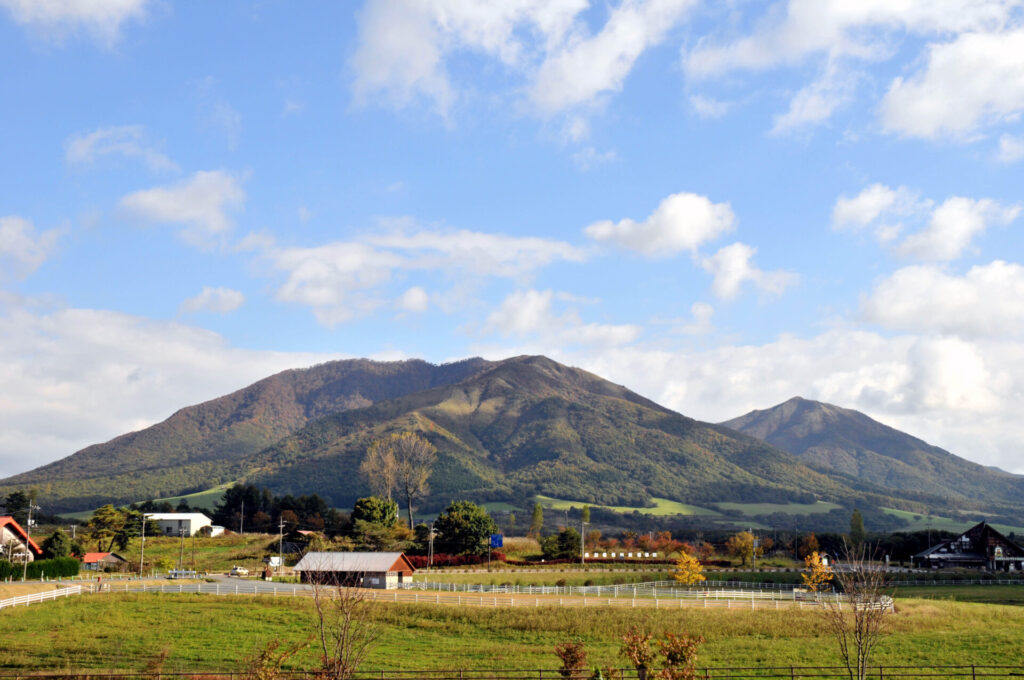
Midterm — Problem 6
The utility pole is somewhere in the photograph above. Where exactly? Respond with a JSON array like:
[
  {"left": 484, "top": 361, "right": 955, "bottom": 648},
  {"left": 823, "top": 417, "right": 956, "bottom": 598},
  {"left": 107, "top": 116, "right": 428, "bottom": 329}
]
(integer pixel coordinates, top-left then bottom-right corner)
[
  {"left": 581, "top": 520, "right": 589, "bottom": 565},
  {"left": 22, "top": 502, "right": 39, "bottom": 581},
  {"left": 240, "top": 500, "right": 244, "bottom": 535},
  {"left": 428, "top": 520, "right": 435, "bottom": 568},
  {"left": 69, "top": 524, "right": 76, "bottom": 539},
  {"left": 278, "top": 516, "right": 286, "bottom": 573},
  {"left": 177, "top": 527, "right": 185, "bottom": 572},
  {"left": 139, "top": 513, "right": 146, "bottom": 577}
]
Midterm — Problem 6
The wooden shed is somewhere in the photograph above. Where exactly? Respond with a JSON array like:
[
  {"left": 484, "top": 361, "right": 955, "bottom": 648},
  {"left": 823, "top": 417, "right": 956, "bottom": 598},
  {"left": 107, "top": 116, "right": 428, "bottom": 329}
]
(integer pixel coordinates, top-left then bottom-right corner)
[
  {"left": 913, "top": 522, "right": 1024, "bottom": 571},
  {"left": 293, "top": 551, "right": 415, "bottom": 589}
]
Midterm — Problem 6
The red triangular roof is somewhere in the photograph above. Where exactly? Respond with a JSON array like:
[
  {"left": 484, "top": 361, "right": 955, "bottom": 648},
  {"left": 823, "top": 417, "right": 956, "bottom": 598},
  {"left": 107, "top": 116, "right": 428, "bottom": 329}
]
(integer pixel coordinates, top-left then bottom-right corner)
[
  {"left": 0, "top": 516, "right": 42, "bottom": 555},
  {"left": 82, "top": 552, "right": 111, "bottom": 563}
]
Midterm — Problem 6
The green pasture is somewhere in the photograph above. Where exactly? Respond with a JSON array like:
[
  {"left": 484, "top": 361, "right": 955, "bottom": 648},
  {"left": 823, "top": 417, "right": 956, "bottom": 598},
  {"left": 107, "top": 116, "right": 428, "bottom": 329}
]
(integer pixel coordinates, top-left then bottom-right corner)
[
  {"left": 0, "top": 594, "right": 1022, "bottom": 672},
  {"left": 151, "top": 484, "right": 232, "bottom": 511},
  {"left": 893, "top": 584, "right": 1024, "bottom": 606},
  {"left": 535, "top": 495, "right": 719, "bottom": 517},
  {"left": 881, "top": 508, "right": 1024, "bottom": 534},
  {"left": 716, "top": 501, "right": 842, "bottom": 516},
  {"left": 117, "top": 533, "right": 277, "bottom": 573}
]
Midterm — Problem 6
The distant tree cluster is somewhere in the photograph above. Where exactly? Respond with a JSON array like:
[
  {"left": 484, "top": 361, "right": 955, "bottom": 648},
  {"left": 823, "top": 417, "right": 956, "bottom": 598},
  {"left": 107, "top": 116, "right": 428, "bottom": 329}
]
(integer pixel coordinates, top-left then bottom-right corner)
[{"left": 210, "top": 485, "right": 345, "bottom": 534}]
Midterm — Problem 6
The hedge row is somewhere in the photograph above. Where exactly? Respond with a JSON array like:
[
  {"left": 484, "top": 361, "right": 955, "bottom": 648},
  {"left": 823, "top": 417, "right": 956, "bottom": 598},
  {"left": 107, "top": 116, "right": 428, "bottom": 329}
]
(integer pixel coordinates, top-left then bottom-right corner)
[
  {"left": 0, "top": 556, "right": 80, "bottom": 580},
  {"left": 407, "top": 552, "right": 506, "bottom": 568}
]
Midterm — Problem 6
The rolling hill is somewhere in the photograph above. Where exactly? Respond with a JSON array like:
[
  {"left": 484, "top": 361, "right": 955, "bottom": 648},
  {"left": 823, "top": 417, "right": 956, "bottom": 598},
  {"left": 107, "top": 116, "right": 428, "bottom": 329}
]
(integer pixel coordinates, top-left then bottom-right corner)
[
  {"left": 0, "top": 357, "right": 493, "bottom": 512},
  {"left": 721, "top": 396, "right": 1024, "bottom": 510}
]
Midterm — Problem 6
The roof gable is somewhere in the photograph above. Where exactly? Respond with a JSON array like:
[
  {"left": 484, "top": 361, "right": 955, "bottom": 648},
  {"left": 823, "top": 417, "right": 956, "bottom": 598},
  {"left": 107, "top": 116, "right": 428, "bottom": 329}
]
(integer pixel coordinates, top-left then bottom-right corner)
[
  {"left": 0, "top": 516, "right": 42, "bottom": 555},
  {"left": 294, "top": 551, "right": 416, "bottom": 573}
]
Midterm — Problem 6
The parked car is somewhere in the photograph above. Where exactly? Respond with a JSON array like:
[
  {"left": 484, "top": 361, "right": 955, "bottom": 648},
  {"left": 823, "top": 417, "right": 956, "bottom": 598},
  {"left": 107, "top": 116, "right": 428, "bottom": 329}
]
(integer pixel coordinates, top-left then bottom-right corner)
[{"left": 229, "top": 566, "right": 249, "bottom": 576}]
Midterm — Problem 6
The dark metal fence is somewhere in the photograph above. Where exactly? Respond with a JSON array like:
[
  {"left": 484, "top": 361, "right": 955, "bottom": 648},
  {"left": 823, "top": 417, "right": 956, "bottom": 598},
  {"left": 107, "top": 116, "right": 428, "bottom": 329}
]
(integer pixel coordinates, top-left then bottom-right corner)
[{"left": 2, "top": 666, "right": 1022, "bottom": 680}]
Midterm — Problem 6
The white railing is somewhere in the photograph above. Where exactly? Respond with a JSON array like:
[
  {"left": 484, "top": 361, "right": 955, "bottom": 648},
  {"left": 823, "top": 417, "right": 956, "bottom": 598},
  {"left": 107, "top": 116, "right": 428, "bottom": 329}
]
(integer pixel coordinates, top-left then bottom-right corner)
[{"left": 0, "top": 585, "right": 82, "bottom": 610}]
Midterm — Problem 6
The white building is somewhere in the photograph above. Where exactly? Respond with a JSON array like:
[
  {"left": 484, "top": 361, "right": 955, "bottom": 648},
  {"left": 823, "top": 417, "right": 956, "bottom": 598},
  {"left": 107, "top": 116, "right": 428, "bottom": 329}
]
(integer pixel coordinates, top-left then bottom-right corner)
[{"left": 147, "top": 512, "right": 213, "bottom": 537}]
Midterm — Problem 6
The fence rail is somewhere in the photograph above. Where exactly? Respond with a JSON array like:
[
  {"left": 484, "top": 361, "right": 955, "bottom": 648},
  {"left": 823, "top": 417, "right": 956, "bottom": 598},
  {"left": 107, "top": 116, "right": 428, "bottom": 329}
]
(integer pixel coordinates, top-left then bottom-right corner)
[
  {"left": 80, "top": 582, "right": 890, "bottom": 612},
  {"left": 0, "top": 585, "right": 81, "bottom": 610},
  {"left": 398, "top": 580, "right": 836, "bottom": 600},
  {"left": 1, "top": 666, "right": 1021, "bottom": 680}
]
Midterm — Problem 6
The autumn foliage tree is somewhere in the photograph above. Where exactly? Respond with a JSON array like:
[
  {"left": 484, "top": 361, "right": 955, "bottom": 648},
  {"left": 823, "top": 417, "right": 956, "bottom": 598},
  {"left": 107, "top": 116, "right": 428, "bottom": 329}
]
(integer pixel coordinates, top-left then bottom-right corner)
[
  {"left": 671, "top": 552, "right": 705, "bottom": 586},
  {"left": 801, "top": 551, "right": 833, "bottom": 591},
  {"left": 725, "top": 531, "right": 755, "bottom": 567}
]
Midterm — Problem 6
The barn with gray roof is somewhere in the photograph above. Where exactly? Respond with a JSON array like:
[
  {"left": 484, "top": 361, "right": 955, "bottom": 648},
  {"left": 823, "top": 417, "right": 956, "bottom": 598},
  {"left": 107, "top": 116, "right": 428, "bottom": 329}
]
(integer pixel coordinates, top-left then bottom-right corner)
[{"left": 293, "top": 551, "right": 416, "bottom": 589}]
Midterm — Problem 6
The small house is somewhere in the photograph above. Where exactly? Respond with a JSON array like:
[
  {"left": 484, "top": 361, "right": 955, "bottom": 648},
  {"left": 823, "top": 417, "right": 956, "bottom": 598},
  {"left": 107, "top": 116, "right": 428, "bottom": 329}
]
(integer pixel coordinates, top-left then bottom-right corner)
[
  {"left": 146, "top": 512, "right": 213, "bottom": 537},
  {"left": 82, "top": 552, "right": 128, "bottom": 571},
  {"left": 0, "top": 516, "right": 42, "bottom": 563},
  {"left": 913, "top": 521, "right": 1024, "bottom": 571},
  {"left": 293, "top": 551, "right": 416, "bottom": 589}
]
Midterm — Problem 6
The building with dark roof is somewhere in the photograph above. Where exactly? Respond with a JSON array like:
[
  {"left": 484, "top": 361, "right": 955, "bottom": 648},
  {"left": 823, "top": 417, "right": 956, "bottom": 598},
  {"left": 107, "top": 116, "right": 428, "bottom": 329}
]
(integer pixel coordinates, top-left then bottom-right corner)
[{"left": 913, "top": 521, "right": 1024, "bottom": 571}]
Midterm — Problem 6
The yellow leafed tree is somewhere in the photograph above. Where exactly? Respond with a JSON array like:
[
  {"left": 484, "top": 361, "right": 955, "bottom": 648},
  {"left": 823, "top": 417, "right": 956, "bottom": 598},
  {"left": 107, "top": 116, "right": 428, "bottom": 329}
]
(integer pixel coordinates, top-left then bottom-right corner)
[
  {"left": 672, "top": 551, "right": 706, "bottom": 586},
  {"left": 802, "top": 550, "right": 833, "bottom": 591}
]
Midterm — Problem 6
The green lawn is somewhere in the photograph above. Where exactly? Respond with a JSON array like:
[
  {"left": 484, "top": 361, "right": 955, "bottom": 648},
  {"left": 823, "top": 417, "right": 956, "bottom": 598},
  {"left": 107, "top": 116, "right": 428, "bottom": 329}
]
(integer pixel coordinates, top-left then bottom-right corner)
[
  {"left": 151, "top": 484, "right": 233, "bottom": 511},
  {"left": 535, "top": 495, "right": 720, "bottom": 517},
  {"left": 1, "top": 594, "right": 1022, "bottom": 672},
  {"left": 116, "top": 533, "right": 278, "bottom": 573},
  {"left": 881, "top": 508, "right": 1024, "bottom": 534},
  {"left": 893, "top": 585, "right": 1024, "bottom": 606},
  {"left": 717, "top": 501, "right": 842, "bottom": 516}
]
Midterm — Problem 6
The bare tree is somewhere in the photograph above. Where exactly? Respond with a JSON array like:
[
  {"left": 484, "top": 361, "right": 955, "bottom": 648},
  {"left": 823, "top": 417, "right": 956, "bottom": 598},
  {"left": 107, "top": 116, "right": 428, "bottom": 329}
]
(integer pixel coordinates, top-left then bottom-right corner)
[
  {"left": 308, "top": 568, "right": 382, "bottom": 680},
  {"left": 360, "top": 439, "right": 398, "bottom": 501},
  {"left": 393, "top": 432, "right": 436, "bottom": 529},
  {"left": 819, "top": 542, "right": 894, "bottom": 680},
  {"left": 361, "top": 432, "right": 437, "bottom": 529}
]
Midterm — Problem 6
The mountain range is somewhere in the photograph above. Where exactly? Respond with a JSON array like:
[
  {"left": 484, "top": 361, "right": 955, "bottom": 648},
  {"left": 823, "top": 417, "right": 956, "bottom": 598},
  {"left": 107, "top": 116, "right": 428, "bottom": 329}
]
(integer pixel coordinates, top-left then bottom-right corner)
[{"left": 4, "top": 356, "right": 1022, "bottom": 526}]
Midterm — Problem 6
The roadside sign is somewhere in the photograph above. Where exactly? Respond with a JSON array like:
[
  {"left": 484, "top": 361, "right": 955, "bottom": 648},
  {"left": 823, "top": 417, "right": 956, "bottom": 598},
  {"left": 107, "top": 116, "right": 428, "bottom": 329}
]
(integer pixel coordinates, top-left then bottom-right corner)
[{"left": 490, "top": 534, "right": 503, "bottom": 548}]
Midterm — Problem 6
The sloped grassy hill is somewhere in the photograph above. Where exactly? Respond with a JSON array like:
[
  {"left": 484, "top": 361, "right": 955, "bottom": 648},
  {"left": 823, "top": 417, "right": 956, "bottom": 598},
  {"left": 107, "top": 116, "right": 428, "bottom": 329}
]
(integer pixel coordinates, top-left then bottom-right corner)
[
  {"left": 0, "top": 357, "right": 493, "bottom": 512},
  {"left": 246, "top": 356, "right": 851, "bottom": 510},
  {"left": 722, "top": 396, "right": 1024, "bottom": 509}
]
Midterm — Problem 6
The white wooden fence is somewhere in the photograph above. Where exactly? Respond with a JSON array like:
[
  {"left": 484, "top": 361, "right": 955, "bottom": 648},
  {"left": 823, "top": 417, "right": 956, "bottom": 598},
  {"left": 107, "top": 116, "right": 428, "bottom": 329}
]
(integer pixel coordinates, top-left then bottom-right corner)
[{"left": 0, "top": 585, "right": 82, "bottom": 610}]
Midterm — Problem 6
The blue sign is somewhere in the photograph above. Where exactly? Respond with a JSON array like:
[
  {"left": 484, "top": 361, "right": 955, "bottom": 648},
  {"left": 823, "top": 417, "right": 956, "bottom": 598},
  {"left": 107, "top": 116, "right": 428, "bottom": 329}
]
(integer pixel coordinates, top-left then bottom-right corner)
[{"left": 490, "top": 534, "right": 503, "bottom": 548}]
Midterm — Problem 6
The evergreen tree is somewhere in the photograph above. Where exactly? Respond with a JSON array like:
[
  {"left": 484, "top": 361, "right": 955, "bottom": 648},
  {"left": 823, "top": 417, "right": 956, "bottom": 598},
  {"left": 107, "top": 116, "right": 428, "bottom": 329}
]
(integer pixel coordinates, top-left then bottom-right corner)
[
  {"left": 529, "top": 502, "right": 544, "bottom": 538},
  {"left": 41, "top": 529, "right": 72, "bottom": 558},
  {"left": 434, "top": 500, "right": 497, "bottom": 555},
  {"left": 850, "top": 508, "right": 867, "bottom": 548},
  {"left": 581, "top": 505, "right": 591, "bottom": 524}
]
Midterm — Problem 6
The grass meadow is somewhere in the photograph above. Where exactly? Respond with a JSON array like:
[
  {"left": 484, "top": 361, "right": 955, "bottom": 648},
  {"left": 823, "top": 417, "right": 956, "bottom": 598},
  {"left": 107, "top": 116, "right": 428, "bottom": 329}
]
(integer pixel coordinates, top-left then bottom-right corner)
[{"left": 2, "top": 592, "right": 1023, "bottom": 673}]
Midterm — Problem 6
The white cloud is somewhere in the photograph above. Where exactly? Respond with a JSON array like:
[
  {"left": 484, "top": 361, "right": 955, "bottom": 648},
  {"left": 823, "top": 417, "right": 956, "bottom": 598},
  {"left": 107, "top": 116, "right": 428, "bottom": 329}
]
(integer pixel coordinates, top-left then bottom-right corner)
[
  {"left": 862, "top": 261, "right": 1024, "bottom": 338},
  {"left": 180, "top": 287, "right": 245, "bottom": 315},
  {"left": 481, "top": 289, "right": 641, "bottom": 347},
  {"left": 684, "top": 0, "right": 1017, "bottom": 78},
  {"left": 676, "top": 301, "right": 714, "bottom": 335},
  {"left": 351, "top": 0, "right": 694, "bottom": 118},
  {"left": 530, "top": 0, "right": 696, "bottom": 114},
  {"left": 584, "top": 191, "right": 735, "bottom": 257},
  {"left": 881, "top": 29, "right": 1024, "bottom": 139},
  {"left": 896, "top": 197, "right": 1019, "bottom": 261},
  {"left": 0, "top": 0, "right": 149, "bottom": 44},
  {"left": 684, "top": 1, "right": 1023, "bottom": 132},
  {"left": 366, "top": 228, "right": 586, "bottom": 277},
  {"left": 65, "top": 125, "right": 177, "bottom": 172},
  {"left": 571, "top": 146, "right": 617, "bottom": 170},
  {"left": 272, "top": 242, "right": 402, "bottom": 327},
  {"left": 570, "top": 328, "right": 1024, "bottom": 473},
  {"left": 833, "top": 184, "right": 1018, "bottom": 259},
  {"left": 0, "top": 216, "right": 62, "bottom": 279},
  {"left": 689, "top": 94, "right": 732, "bottom": 118},
  {"left": 997, "top": 133, "right": 1024, "bottom": 163},
  {"left": 397, "top": 286, "right": 430, "bottom": 313},
  {"left": 769, "top": 60, "right": 857, "bottom": 134},
  {"left": 701, "top": 242, "right": 797, "bottom": 300},
  {"left": 119, "top": 171, "right": 246, "bottom": 247},
  {"left": 0, "top": 300, "right": 336, "bottom": 477},
  {"left": 266, "top": 226, "right": 586, "bottom": 326}
]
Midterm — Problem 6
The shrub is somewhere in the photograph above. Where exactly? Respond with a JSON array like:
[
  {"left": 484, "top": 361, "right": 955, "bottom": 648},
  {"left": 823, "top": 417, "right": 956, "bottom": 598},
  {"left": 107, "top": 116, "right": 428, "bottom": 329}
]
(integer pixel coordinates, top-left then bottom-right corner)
[
  {"left": 657, "top": 632, "right": 705, "bottom": 680},
  {"left": 554, "top": 641, "right": 587, "bottom": 678}
]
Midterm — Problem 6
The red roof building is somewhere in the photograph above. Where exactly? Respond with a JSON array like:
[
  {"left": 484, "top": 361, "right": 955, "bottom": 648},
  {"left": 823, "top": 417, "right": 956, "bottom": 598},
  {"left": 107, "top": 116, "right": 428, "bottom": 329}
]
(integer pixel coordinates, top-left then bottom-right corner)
[
  {"left": 81, "top": 552, "right": 127, "bottom": 571},
  {"left": 0, "top": 516, "right": 43, "bottom": 562}
]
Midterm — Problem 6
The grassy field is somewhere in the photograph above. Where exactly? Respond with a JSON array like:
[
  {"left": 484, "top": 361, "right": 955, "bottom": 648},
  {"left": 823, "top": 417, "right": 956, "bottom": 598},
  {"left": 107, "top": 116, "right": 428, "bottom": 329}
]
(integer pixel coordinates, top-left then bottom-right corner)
[
  {"left": 881, "top": 508, "right": 1024, "bottom": 534},
  {"left": 151, "top": 484, "right": 233, "bottom": 512},
  {"left": 717, "top": 501, "right": 842, "bottom": 516},
  {"left": 0, "top": 593, "right": 1021, "bottom": 672},
  {"left": 114, "top": 533, "right": 278, "bottom": 573},
  {"left": 536, "top": 495, "right": 719, "bottom": 517},
  {"left": 893, "top": 585, "right": 1024, "bottom": 606}
]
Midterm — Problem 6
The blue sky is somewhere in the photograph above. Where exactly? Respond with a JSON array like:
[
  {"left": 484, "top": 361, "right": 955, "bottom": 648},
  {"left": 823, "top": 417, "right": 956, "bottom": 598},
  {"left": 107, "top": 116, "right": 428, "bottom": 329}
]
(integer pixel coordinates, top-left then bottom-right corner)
[{"left": 2, "top": 0, "right": 1024, "bottom": 479}]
